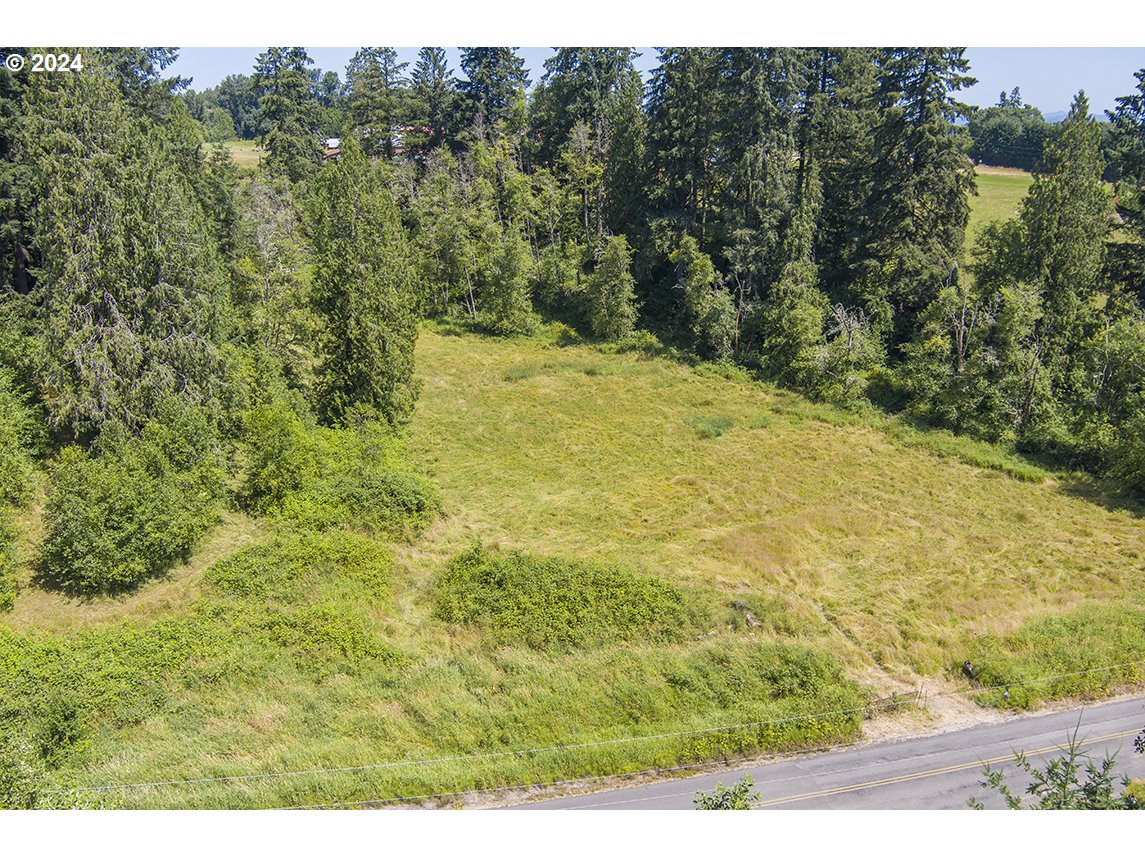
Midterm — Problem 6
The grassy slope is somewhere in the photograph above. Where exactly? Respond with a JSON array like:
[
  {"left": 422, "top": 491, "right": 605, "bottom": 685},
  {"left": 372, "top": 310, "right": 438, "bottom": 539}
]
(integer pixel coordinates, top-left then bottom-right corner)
[
  {"left": 6, "top": 167, "right": 1145, "bottom": 808},
  {"left": 406, "top": 330, "right": 1144, "bottom": 678}
]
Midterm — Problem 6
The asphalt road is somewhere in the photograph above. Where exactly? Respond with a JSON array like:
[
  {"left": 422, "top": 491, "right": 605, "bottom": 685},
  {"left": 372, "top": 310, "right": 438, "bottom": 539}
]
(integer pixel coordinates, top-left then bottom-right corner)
[{"left": 520, "top": 697, "right": 1145, "bottom": 809}]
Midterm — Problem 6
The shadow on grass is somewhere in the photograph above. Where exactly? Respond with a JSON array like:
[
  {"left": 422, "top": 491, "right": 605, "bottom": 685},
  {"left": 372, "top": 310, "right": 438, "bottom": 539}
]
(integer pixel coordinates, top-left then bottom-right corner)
[{"left": 1057, "top": 474, "right": 1145, "bottom": 519}]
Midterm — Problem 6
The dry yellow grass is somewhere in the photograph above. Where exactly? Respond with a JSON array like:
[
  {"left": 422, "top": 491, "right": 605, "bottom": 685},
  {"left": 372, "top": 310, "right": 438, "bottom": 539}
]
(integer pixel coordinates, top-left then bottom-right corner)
[{"left": 405, "top": 330, "right": 1145, "bottom": 676}]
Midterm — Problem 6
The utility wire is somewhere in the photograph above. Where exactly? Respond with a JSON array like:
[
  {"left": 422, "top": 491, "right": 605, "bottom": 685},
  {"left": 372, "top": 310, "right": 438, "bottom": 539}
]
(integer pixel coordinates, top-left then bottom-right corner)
[
  {"left": 60, "top": 657, "right": 1145, "bottom": 796},
  {"left": 287, "top": 742, "right": 857, "bottom": 809}
]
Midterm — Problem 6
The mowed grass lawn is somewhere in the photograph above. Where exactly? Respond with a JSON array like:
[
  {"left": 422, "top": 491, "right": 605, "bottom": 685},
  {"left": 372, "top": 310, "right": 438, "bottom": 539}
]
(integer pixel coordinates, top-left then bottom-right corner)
[
  {"left": 407, "top": 328, "right": 1145, "bottom": 677},
  {"left": 208, "top": 138, "right": 263, "bottom": 171},
  {"left": 967, "top": 165, "right": 1034, "bottom": 249}
]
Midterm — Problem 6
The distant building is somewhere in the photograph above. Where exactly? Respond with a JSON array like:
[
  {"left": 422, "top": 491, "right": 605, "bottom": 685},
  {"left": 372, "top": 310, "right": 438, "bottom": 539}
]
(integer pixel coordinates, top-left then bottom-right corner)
[{"left": 323, "top": 137, "right": 341, "bottom": 161}]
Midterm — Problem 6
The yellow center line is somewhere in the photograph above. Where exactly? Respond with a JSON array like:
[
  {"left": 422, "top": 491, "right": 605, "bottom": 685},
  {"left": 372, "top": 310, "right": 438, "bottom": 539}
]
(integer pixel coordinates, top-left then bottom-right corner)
[{"left": 756, "top": 729, "right": 1140, "bottom": 808}]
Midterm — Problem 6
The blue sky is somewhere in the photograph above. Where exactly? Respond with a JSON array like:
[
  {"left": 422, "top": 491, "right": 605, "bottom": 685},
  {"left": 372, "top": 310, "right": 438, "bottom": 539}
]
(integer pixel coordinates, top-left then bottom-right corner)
[{"left": 170, "top": 47, "right": 1145, "bottom": 116}]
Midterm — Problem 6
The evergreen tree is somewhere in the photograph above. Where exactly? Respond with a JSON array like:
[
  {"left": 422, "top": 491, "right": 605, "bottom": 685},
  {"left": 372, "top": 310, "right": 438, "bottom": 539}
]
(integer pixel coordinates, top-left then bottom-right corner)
[
  {"left": 669, "top": 235, "right": 736, "bottom": 361},
  {"left": 253, "top": 47, "right": 322, "bottom": 182},
  {"left": 1107, "top": 67, "right": 1145, "bottom": 297},
  {"left": 409, "top": 48, "right": 458, "bottom": 152},
  {"left": 0, "top": 47, "right": 31, "bottom": 296},
  {"left": 305, "top": 139, "right": 420, "bottom": 425},
  {"left": 20, "top": 60, "right": 226, "bottom": 436},
  {"left": 459, "top": 48, "right": 529, "bottom": 128},
  {"left": 712, "top": 48, "right": 805, "bottom": 299},
  {"left": 532, "top": 48, "right": 640, "bottom": 164},
  {"left": 856, "top": 48, "right": 976, "bottom": 345},
  {"left": 99, "top": 47, "right": 189, "bottom": 120},
  {"left": 410, "top": 149, "right": 477, "bottom": 315},
  {"left": 602, "top": 66, "right": 648, "bottom": 239},
  {"left": 1020, "top": 92, "right": 1110, "bottom": 374},
  {"left": 346, "top": 47, "right": 409, "bottom": 158},
  {"left": 586, "top": 235, "right": 639, "bottom": 340},
  {"left": 805, "top": 48, "right": 881, "bottom": 305},
  {"left": 646, "top": 48, "right": 722, "bottom": 248}
]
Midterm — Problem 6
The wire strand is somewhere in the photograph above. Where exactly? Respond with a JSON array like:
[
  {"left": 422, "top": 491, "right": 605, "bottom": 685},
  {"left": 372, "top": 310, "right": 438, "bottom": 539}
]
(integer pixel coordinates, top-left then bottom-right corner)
[{"left": 60, "top": 656, "right": 1145, "bottom": 796}]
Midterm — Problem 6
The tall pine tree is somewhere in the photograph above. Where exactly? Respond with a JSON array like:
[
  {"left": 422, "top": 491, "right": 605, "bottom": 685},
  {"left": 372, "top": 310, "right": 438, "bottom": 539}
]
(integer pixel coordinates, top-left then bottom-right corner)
[{"left": 305, "top": 139, "right": 420, "bottom": 425}]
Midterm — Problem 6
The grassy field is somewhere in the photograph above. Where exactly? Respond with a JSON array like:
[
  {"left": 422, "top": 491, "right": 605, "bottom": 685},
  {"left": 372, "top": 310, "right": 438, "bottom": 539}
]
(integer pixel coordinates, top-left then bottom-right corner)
[
  {"left": 3, "top": 324, "right": 1143, "bottom": 808},
  {"left": 4, "top": 167, "right": 1144, "bottom": 809},
  {"left": 207, "top": 138, "right": 263, "bottom": 171},
  {"left": 405, "top": 328, "right": 1144, "bottom": 674},
  {"left": 967, "top": 165, "right": 1034, "bottom": 250}
]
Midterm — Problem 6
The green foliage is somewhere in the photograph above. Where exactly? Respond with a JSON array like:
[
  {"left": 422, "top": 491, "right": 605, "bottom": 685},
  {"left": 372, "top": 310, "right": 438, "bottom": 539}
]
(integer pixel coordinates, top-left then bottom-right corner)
[
  {"left": 1114, "top": 414, "right": 1145, "bottom": 494},
  {"left": 458, "top": 48, "right": 529, "bottom": 127},
  {"left": 0, "top": 733, "right": 103, "bottom": 809},
  {"left": 37, "top": 402, "right": 225, "bottom": 596},
  {"left": 968, "top": 92, "right": 1050, "bottom": 170},
  {"left": 670, "top": 236, "right": 736, "bottom": 362},
  {"left": 206, "top": 531, "right": 391, "bottom": 603},
  {"left": 1021, "top": 92, "right": 1110, "bottom": 361},
  {"left": 253, "top": 47, "right": 321, "bottom": 182},
  {"left": 341, "top": 53, "right": 392, "bottom": 150},
  {"left": 815, "top": 303, "right": 884, "bottom": 405},
  {"left": 242, "top": 415, "right": 439, "bottom": 539},
  {"left": 0, "top": 367, "right": 33, "bottom": 506},
  {"left": 239, "top": 397, "right": 318, "bottom": 514},
  {"left": 435, "top": 544, "right": 694, "bottom": 650},
  {"left": 306, "top": 139, "right": 421, "bottom": 426},
  {"left": 203, "top": 531, "right": 401, "bottom": 678},
  {"left": 586, "top": 236, "right": 639, "bottom": 341},
  {"left": 693, "top": 774, "right": 759, "bottom": 809},
  {"left": 199, "top": 106, "right": 236, "bottom": 143},
  {"left": 0, "top": 516, "right": 16, "bottom": 613},
  {"left": 407, "top": 48, "right": 459, "bottom": 153},
  {"left": 857, "top": 48, "right": 976, "bottom": 339},
  {"left": 480, "top": 229, "right": 538, "bottom": 336},
  {"left": 969, "top": 727, "right": 1144, "bottom": 809},
  {"left": 346, "top": 48, "right": 408, "bottom": 159},
  {"left": 746, "top": 285, "right": 828, "bottom": 393},
  {"left": 965, "top": 604, "right": 1145, "bottom": 709},
  {"left": 19, "top": 58, "right": 227, "bottom": 436}
]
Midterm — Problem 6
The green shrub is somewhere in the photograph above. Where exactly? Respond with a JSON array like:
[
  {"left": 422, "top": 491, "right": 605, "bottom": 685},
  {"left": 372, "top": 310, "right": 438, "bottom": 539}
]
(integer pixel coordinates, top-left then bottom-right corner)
[
  {"left": 607, "top": 329, "right": 667, "bottom": 358},
  {"left": 37, "top": 403, "right": 225, "bottom": 596},
  {"left": 964, "top": 604, "right": 1145, "bottom": 709},
  {"left": 239, "top": 398, "right": 318, "bottom": 513},
  {"left": 1113, "top": 414, "right": 1145, "bottom": 495},
  {"left": 0, "top": 733, "right": 101, "bottom": 808},
  {"left": 205, "top": 531, "right": 392, "bottom": 604},
  {"left": 434, "top": 544, "right": 694, "bottom": 650},
  {"left": 586, "top": 236, "right": 639, "bottom": 341},
  {"left": 685, "top": 414, "right": 734, "bottom": 439},
  {"left": 0, "top": 367, "right": 34, "bottom": 507},
  {"left": 694, "top": 775, "right": 759, "bottom": 809},
  {"left": 0, "top": 516, "right": 16, "bottom": 613},
  {"left": 259, "top": 603, "right": 402, "bottom": 677},
  {"left": 242, "top": 417, "right": 439, "bottom": 539},
  {"left": 204, "top": 532, "right": 398, "bottom": 678}
]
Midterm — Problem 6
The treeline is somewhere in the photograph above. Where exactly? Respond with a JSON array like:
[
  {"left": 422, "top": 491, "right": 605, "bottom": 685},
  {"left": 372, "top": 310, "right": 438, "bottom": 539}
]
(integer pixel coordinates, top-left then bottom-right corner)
[
  {"left": 0, "top": 48, "right": 1144, "bottom": 604},
  {"left": 204, "top": 46, "right": 1143, "bottom": 491}
]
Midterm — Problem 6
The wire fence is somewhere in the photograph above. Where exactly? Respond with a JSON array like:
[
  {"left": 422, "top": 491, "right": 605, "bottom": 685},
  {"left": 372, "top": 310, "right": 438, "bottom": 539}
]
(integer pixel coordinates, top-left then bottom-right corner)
[{"left": 51, "top": 656, "right": 1145, "bottom": 807}]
